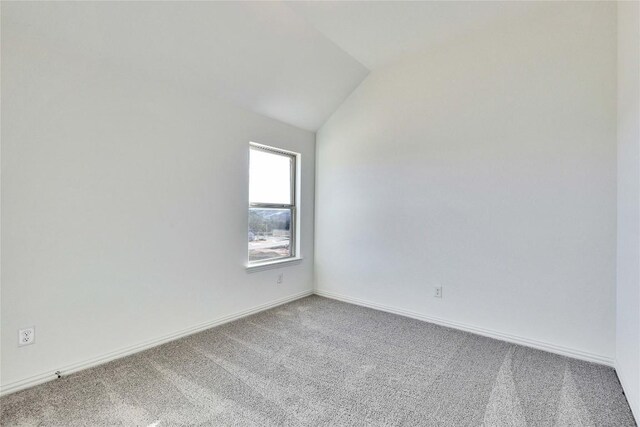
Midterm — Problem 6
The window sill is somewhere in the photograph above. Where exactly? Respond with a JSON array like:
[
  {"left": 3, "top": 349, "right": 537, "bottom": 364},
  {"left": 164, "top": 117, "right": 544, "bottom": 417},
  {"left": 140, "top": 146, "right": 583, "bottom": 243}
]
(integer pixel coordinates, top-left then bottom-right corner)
[{"left": 246, "top": 257, "right": 303, "bottom": 273}]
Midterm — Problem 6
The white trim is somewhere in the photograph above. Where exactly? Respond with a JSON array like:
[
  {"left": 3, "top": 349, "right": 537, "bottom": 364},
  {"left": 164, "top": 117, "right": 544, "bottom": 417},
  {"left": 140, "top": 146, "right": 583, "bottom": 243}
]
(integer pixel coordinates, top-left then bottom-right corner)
[
  {"left": 249, "top": 141, "right": 299, "bottom": 157},
  {"left": 246, "top": 256, "right": 304, "bottom": 272},
  {"left": 0, "top": 290, "right": 313, "bottom": 397},
  {"left": 314, "top": 289, "right": 615, "bottom": 367},
  {"left": 616, "top": 358, "right": 640, "bottom": 423}
]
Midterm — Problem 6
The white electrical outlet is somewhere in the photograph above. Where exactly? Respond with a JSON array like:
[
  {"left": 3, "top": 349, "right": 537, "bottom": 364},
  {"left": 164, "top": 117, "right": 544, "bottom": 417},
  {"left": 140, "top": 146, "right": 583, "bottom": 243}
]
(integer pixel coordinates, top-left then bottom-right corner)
[
  {"left": 18, "top": 327, "right": 35, "bottom": 346},
  {"left": 277, "top": 273, "right": 283, "bottom": 284},
  {"left": 434, "top": 286, "right": 443, "bottom": 298}
]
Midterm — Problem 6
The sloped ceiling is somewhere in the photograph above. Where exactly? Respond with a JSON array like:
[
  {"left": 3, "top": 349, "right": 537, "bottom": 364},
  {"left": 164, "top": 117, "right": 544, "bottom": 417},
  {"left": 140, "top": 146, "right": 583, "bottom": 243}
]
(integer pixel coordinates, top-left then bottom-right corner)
[
  {"left": 287, "top": 1, "right": 547, "bottom": 70},
  {"left": 2, "top": 1, "right": 368, "bottom": 131},
  {"left": 3, "top": 1, "right": 552, "bottom": 131}
]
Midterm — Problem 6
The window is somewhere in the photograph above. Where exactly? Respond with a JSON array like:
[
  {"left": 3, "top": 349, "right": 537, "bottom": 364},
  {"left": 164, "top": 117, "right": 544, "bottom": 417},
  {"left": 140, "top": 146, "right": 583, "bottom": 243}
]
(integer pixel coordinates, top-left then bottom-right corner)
[{"left": 248, "top": 143, "right": 297, "bottom": 265}]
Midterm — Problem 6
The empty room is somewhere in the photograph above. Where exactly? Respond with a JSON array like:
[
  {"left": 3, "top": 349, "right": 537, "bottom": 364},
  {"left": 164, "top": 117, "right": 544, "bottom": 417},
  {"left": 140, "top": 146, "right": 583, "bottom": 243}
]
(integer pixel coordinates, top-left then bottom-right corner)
[{"left": 1, "top": 1, "right": 639, "bottom": 426}]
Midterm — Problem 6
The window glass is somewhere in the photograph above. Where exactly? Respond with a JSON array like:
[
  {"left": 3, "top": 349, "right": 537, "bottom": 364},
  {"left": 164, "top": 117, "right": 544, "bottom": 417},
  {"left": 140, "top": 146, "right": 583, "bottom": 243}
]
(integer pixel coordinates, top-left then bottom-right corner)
[
  {"left": 248, "top": 208, "right": 292, "bottom": 262},
  {"left": 248, "top": 144, "right": 297, "bottom": 265},
  {"left": 249, "top": 149, "right": 292, "bottom": 205}
]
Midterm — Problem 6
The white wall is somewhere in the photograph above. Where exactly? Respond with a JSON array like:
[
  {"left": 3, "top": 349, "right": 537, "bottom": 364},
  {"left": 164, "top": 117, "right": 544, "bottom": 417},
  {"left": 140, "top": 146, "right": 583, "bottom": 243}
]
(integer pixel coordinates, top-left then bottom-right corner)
[
  {"left": 316, "top": 2, "right": 617, "bottom": 362},
  {"left": 616, "top": 0, "right": 640, "bottom": 420},
  {"left": 1, "top": 22, "right": 315, "bottom": 391}
]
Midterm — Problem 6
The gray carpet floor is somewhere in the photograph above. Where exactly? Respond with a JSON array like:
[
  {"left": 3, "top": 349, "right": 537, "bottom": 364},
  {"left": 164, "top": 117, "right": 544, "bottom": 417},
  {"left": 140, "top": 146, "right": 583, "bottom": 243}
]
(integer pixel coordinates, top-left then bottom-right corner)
[{"left": 0, "top": 295, "right": 636, "bottom": 426}]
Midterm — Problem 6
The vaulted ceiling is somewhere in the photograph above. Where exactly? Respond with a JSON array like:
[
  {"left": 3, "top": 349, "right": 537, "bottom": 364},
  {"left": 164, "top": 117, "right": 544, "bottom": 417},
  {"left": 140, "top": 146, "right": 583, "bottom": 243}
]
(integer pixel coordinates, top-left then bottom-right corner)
[
  {"left": 2, "top": 1, "right": 367, "bottom": 131},
  {"left": 287, "top": 1, "right": 546, "bottom": 70},
  {"left": 2, "top": 1, "right": 552, "bottom": 131}
]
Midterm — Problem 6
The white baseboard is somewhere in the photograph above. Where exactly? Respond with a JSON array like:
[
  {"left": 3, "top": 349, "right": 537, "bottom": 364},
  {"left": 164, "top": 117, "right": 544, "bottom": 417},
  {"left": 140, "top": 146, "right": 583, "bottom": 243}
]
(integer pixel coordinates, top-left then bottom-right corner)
[
  {"left": 1, "top": 288, "right": 616, "bottom": 397},
  {"left": 314, "top": 289, "right": 614, "bottom": 367},
  {"left": 0, "top": 290, "right": 313, "bottom": 397},
  {"left": 616, "top": 359, "right": 640, "bottom": 423}
]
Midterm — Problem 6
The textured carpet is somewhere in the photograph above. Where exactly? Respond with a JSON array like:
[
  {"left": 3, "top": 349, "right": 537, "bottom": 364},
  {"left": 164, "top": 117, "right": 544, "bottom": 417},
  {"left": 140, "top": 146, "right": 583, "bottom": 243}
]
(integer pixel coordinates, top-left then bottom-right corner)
[{"left": 0, "top": 295, "right": 635, "bottom": 426}]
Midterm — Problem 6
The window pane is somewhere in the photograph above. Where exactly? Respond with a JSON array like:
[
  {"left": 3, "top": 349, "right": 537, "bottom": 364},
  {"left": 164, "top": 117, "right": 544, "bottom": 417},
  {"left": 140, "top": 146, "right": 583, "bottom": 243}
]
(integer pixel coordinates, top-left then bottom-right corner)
[
  {"left": 249, "top": 148, "right": 292, "bottom": 205},
  {"left": 248, "top": 208, "right": 292, "bottom": 262}
]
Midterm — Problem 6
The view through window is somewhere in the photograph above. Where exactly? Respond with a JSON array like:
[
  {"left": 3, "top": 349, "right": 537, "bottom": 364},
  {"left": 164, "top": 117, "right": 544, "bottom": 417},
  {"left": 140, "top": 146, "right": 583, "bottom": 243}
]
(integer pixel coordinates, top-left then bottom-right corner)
[{"left": 248, "top": 144, "right": 296, "bottom": 263}]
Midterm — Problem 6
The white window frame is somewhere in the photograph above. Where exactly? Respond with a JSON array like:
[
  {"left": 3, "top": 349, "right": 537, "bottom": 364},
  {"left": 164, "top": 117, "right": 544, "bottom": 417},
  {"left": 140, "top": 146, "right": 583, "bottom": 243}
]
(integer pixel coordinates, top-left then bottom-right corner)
[{"left": 247, "top": 142, "right": 301, "bottom": 270}]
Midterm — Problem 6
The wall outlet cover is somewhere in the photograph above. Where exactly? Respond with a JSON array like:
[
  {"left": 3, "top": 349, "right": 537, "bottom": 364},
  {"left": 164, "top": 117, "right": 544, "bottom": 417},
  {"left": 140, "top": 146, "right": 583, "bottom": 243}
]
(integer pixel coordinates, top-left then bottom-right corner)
[
  {"left": 18, "top": 327, "right": 35, "bottom": 346},
  {"left": 434, "top": 286, "right": 443, "bottom": 298}
]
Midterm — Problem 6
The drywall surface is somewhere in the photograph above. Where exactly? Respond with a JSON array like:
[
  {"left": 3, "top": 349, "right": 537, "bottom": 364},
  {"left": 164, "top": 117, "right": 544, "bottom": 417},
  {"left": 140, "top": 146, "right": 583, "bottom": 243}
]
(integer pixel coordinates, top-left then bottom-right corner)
[
  {"left": 616, "top": 0, "right": 640, "bottom": 420},
  {"left": 1, "top": 18, "right": 315, "bottom": 389},
  {"left": 316, "top": 3, "right": 617, "bottom": 361},
  {"left": 2, "top": 1, "right": 368, "bottom": 132}
]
